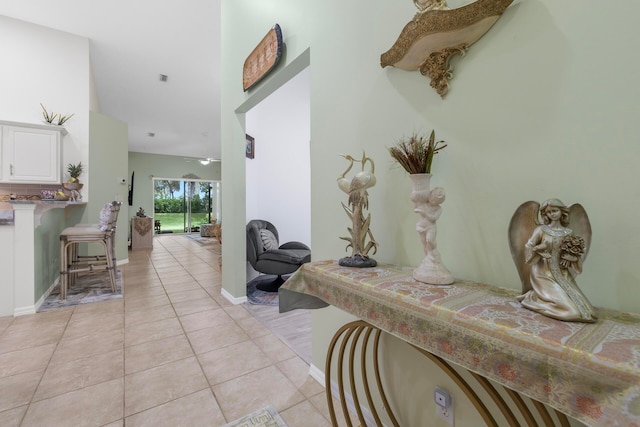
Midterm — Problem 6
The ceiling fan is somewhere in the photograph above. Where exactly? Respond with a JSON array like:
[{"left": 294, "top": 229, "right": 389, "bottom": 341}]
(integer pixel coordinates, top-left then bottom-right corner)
[{"left": 183, "top": 157, "right": 220, "bottom": 165}]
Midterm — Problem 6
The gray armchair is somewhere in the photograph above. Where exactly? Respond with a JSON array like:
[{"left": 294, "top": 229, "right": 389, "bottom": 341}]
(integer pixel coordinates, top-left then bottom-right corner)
[{"left": 246, "top": 219, "right": 311, "bottom": 292}]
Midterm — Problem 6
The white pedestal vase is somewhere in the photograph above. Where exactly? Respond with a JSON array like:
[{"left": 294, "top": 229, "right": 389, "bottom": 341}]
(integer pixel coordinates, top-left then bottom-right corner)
[{"left": 409, "top": 174, "right": 454, "bottom": 285}]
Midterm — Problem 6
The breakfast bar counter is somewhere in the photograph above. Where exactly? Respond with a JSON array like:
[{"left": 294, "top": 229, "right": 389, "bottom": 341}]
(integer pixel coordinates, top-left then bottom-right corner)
[{"left": 0, "top": 199, "right": 86, "bottom": 316}]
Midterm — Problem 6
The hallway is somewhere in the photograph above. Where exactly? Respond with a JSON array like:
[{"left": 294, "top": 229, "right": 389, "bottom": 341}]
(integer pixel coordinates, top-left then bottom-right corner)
[{"left": 0, "top": 235, "right": 337, "bottom": 426}]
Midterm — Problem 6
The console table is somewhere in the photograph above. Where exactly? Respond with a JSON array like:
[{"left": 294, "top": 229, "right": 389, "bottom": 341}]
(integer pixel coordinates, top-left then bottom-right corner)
[
  {"left": 280, "top": 260, "right": 640, "bottom": 426},
  {"left": 131, "top": 217, "right": 153, "bottom": 250}
]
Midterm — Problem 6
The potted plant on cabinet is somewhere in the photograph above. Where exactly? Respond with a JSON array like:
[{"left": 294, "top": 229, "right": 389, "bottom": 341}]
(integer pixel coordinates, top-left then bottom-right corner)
[{"left": 62, "top": 162, "right": 84, "bottom": 201}]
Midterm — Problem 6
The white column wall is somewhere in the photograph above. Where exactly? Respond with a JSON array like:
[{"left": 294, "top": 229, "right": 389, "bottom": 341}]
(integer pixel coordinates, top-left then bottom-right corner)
[
  {"left": 245, "top": 67, "right": 311, "bottom": 247},
  {"left": 0, "top": 224, "right": 14, "bottom": 317},
  {"left": 12, "top": 204, "right": 36, "bottom": 315}
]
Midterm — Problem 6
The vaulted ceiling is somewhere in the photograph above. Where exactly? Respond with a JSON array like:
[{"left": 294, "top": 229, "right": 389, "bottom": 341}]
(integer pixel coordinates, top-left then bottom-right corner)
[{"left": 0, "top": 0, "right": 221, "bottom": 161}]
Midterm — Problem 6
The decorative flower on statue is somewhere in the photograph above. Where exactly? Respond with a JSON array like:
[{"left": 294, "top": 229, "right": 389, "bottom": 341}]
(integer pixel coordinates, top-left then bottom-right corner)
[
  {"left": 337, "top": 152, "right": 378, "bottom": 268},
  {"left": 388, "top": 130, "right": 454, "bottom": 285},
  {"left": 560, "top": 235, "right": 585, "bottom": 269}
]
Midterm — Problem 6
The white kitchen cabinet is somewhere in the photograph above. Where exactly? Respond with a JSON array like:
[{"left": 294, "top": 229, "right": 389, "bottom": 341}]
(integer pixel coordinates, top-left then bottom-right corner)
[{"left": 0, "top": 121, "right": 66, "bottom": 184}]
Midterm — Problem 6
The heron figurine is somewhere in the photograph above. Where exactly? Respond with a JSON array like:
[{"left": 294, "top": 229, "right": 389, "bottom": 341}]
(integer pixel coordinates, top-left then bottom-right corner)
[
  {"left": 337, "top": 152, "right": 378, "bottom": 267},
  {"left": 337, "top": 154, "right": 355, "bottom": 194}
]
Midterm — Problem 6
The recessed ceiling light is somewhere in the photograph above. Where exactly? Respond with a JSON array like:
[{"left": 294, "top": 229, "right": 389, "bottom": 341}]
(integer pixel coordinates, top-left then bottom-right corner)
[
  {"left": 147, "top": 132, "right": 155, "bottom": 137},
  {"left": 159, "top": 74, "right": 168, "bottom": 82}
]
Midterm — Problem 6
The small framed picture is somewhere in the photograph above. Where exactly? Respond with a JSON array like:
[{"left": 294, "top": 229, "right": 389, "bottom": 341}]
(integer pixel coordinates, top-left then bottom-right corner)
[{"left": 246, "top": 134, "right": 255, "bottom": 159}]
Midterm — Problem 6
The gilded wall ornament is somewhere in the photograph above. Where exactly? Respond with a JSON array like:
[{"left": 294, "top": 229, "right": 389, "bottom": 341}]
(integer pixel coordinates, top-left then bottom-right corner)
[{"left": 381, "top": 0, "right": 513, "bottom": 98}]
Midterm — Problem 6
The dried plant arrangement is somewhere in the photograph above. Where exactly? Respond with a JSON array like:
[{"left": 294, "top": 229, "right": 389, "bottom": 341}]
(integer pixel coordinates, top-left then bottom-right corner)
[
  {"left": 388, "top": 130, "right": 446, "bottom": 174},
  {"left": 40, "top": 103, "right": 58, "bottom": 124},
  {"left": 40, "top": 103, "right": 74, "bottom": 126},
  {"left": 56, "top": 112, "right": 75, "bottom": 126}
]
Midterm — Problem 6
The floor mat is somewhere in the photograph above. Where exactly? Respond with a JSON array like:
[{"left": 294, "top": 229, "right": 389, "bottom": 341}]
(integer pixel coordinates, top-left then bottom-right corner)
[
  {"left": 38, "top": 270, "right": 122, "bottom": 312},
  {"left": 246, "top": 275, "right": 291, "bottom": 306},
  {"left": 222, "top": 405, "right": 288, "bottom": 427}
]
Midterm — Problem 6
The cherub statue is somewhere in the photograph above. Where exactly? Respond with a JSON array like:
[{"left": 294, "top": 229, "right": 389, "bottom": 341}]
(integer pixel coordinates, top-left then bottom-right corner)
[
  {"left": 337, "top": 152, "right": 378, "bottom": 267},
  {"left": 508, "top": 199, "right": 597, "bottom": 323},
  {"left": 412, "top": 186, "right": 453, "bottom": 284}
]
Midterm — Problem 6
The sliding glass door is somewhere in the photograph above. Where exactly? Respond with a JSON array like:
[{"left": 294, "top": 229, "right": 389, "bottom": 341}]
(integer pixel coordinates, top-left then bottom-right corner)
[{"left": 153, "top": 178, "right": 221, "bottom": 234}]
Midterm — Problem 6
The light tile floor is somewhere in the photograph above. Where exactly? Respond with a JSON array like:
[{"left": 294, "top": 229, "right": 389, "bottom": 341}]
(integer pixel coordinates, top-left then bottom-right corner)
[{"left": 0, "top": 235, "right": 344, "bottom": 426}]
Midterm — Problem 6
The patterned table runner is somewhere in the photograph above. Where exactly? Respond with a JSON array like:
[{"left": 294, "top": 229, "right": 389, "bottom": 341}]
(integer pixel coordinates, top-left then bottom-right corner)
[{"left": 281, "top": 260, "right": 640, "bottom": 425}]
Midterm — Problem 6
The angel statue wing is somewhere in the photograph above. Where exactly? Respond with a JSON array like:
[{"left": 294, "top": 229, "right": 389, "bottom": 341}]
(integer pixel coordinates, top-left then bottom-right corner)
[
  {"left": 508, "top": 201, "right": 540, "bottom": 294},
  {"left": 568, "top": 203, "right": 592, "bottom": 262}
]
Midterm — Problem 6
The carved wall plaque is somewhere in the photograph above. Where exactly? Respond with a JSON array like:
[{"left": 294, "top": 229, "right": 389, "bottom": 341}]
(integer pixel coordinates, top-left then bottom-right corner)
[{"left": 243, "top": 24, "right": 283, "bottom": 91}]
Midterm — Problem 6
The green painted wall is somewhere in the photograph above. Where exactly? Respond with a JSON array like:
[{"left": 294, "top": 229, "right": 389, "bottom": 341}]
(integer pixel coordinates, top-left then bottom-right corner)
[
  {"left": 34, "top": 209, "right": 66, "bottom": 301},
  {"left": 33, "top": 205, "right": 85, "bottom": 303},
  {"left": 222, "top": 1, "right": 639, "bottom": 425},
  {"left": 88, "top": 111, "right": 129, "bottom": 261},
  {"left": 127, "top": 152, "right": 221, "bottom": 223}
]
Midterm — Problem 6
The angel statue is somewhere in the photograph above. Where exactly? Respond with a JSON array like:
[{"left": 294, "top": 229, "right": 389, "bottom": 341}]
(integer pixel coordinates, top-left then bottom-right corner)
[
  {"left": 337, "top": 152, "right": 378, "bottom": 268},
  {"left": 508, "top": 199, "right": 597, "bottom": 323}
]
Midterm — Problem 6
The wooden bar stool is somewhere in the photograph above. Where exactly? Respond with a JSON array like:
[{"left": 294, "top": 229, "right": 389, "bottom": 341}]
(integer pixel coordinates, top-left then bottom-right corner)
[
  {"left": 70, "top": 202, "right": 121, "bottom": 272},
  {"left": 59, "top": 201, "right": 121, "bottom": 299}
]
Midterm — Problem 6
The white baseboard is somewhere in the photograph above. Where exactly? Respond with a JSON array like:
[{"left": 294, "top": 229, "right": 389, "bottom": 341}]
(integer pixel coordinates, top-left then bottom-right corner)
[
  {"left": 309, "top": 363, "right": 325, "bottom": 387},
  {"left": 30, "top": 277, "right": 60, "bottom": 314},
  {"left": 309, "top": 363, "right": 381, "bottom": 427},
  {"left": 15, "top": 277, "right": 58, "bottom": 316},
  {"left": 221, "top": 287, "right": 247, "bottom": 305},
  {"left": 13, "top": 305, "right": 36, "bottom": 316}
]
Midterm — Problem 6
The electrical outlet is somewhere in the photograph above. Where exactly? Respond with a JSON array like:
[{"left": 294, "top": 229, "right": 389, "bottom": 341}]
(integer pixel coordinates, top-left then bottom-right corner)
[{"left": 434, "top": 387, "right": 454, "bottom": 425}]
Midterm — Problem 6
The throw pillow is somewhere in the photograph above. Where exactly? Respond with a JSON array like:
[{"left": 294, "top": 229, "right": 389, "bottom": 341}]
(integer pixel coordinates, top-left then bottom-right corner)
[
  {"left": 260, "top": 229, "right": 278, "bottom": 251},
  {"left": 98, "top": 203, "right": 112, "bottom": 231}
]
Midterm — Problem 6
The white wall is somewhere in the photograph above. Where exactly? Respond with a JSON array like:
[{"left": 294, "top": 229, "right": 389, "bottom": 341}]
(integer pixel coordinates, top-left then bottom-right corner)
[
  {"left": 0, "top": 16, "right": 137, "bottom": 310},
  {"left": 245, "top": 67, "right": 311, "bottom": 247},
  {"left": 0, "top": 15, "right": 90, "bottom": 195}
]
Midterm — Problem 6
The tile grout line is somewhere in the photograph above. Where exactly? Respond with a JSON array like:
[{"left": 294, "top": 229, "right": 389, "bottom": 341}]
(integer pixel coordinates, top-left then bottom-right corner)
[
  {"left": 1, "top": 235, "right": 325, "bottom": 425},
  {"left": 19, "top": 306, "right": 75, "bottom": 426},
  {"left": 149, "top": 237, "right": 231, "bottom": 423},
  {"left": 161, "top": 237, "right": 304, "bottom": 423},
  {"left": 122, "top": 246, "right": 169, "bottom": 422}
]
